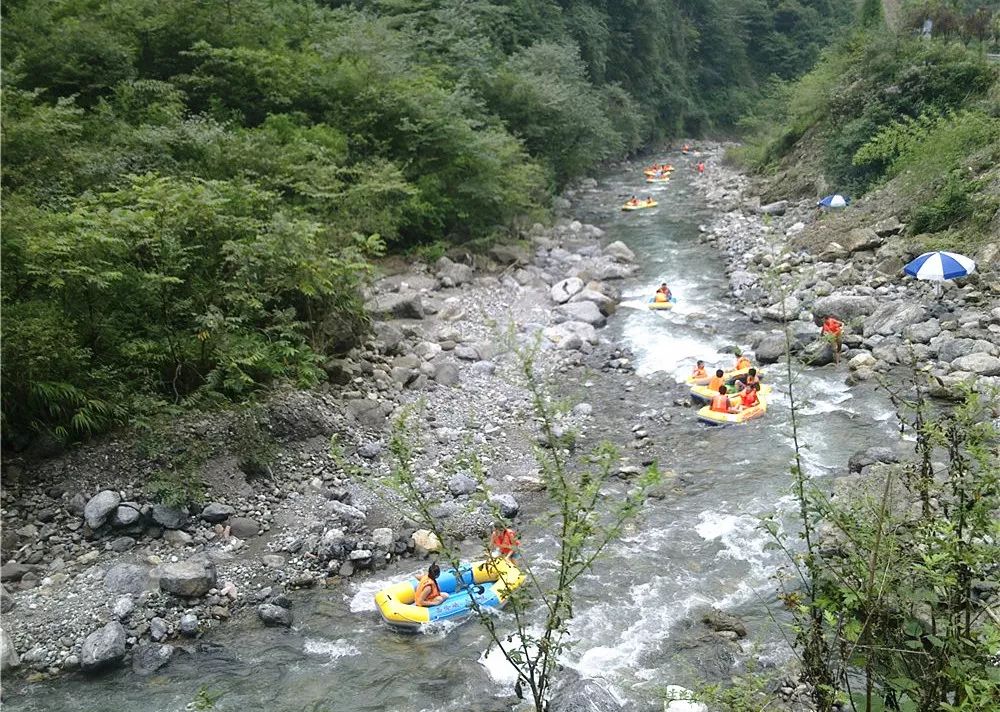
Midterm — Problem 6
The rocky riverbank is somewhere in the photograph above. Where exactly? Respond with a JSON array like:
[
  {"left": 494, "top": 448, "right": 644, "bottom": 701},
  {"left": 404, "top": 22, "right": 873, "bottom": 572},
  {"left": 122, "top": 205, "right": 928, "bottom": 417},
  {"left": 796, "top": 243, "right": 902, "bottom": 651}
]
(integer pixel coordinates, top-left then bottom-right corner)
[
  {"left": 691, "top": 146, "right": 1000, "bottom": 394},
  {"left": 0, "top": 208, "right": 650, "bottom": 686}
]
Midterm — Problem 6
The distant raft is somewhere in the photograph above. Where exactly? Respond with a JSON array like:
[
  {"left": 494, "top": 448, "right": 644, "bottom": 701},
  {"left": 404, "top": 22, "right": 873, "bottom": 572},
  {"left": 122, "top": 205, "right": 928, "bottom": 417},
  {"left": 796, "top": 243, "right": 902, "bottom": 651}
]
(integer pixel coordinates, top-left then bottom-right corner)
[
  {"left": 374, "top": 559, "right": 525, "bottom": 631},
  {"left": 622, "top": 200, "right": 658, "bottom": 211},
  {"left": 648, "top": 296, "right": 677, "bottom": 310},
  {"left": 697, "top": 397, "right": 768, "bottom": 426}
]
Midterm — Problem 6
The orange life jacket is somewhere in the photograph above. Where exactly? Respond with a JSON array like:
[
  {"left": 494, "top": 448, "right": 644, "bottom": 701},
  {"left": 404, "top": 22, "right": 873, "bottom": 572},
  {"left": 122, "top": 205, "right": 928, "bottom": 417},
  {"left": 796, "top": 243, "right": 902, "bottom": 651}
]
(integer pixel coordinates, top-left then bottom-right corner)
[
  {"left": 735, "top": 356, "right": 751, "bottom": 371},
  {"left": 692, "top": 367, "right": 707, "bottom": 378},
  {"left": 822, "top": 318, "right": 842, "bottom": 335},
  {"left": 415, "top": 575, "right": 440, "bottom": 606},
  {"left": 491, "top": 528, "right": 518, "bottom": 556},
  {"left": 708, "top": 376, "right": 724, "bottom": 392},
  {"left": 741, "top": 390, "right": 759, "bottom": 408},
  {"left": 744, "top": 374, "right": 760, "bottom": 387},
  {"left": 710, "top": 395, "right": 731, "bottom": 413}
]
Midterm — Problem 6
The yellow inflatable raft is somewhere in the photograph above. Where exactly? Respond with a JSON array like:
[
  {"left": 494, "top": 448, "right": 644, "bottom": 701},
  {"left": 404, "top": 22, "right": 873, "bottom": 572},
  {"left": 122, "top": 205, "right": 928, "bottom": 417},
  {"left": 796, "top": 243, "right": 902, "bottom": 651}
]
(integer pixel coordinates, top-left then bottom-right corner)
[
  {"left": 697, "top": 398, "right": 768, "bottom": 426},
  {"left": 374, "top": 559, "right": 525, "bottom": 630},
  {"left": 645, "top": 177, "right": 671, "bottom": 184},
  {"left": 690, "top": 382, "right": 771, "bottom": 403},
  {"left": 643, "top": 167, "right": 674, "bottom": 176},
  {"left": 622, "top": 200, "right": 658, "bottom": 211},
  {"left": 686, "top": 367, "right": 764, "bottom": 391}
]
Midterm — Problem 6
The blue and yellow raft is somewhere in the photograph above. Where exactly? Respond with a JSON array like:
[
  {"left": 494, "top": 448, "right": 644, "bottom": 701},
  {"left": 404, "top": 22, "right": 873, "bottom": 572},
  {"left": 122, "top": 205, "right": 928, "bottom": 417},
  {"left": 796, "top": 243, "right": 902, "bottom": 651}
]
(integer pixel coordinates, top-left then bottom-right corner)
[{"left": 374, "top": 559, "right": 525, "bottom": 630}]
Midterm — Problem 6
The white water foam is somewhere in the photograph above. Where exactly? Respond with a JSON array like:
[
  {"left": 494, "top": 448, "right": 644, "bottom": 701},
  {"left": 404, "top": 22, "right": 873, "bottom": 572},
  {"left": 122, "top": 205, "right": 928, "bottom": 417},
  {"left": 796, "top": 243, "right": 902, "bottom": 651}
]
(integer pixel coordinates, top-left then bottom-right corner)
[
  {"left": 478, "top": 631, "right": 540, "bottom": 687},
  {"left": 303, "top": 638, "right": 361, "bottom": 663},
  {"left": 349, "top": 575, "right": 401, "bottom": 612}
]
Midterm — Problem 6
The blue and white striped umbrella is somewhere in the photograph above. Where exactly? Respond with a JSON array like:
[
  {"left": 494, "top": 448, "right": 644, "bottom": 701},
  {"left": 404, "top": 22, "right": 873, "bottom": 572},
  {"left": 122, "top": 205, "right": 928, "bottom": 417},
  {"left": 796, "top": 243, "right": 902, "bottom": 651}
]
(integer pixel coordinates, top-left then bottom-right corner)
[
  {"left": 903, "top": 251, "right": 976, "bottom": 281},
  {"left": 818, "top": 194, "right": 849, "bottom": 208}
]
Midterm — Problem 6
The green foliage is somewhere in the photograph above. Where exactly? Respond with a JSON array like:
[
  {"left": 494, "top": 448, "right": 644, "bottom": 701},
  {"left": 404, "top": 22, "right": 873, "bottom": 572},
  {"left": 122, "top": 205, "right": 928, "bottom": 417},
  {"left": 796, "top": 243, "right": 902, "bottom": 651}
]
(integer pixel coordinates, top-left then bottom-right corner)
[{"left": 146, "top": 439, "right": 210, "bottom": 508}]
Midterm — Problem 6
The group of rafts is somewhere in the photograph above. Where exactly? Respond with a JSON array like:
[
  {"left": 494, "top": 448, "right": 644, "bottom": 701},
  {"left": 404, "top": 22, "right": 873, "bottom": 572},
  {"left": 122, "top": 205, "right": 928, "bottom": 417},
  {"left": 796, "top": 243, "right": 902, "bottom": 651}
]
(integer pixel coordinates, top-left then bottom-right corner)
[
  {"left": 621, "top": 162, "right": 674, "bottom": 211},
  {"left": 686, "top": 355, "right": 770, "bottom": 426}
]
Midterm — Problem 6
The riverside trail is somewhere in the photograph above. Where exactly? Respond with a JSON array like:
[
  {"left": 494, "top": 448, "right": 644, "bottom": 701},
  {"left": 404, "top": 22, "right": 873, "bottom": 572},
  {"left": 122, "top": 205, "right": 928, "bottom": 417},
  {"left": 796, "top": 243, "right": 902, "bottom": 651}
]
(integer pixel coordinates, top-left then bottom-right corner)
[{"left": 3, "top": 148, "right": 905, "bottom": 712}]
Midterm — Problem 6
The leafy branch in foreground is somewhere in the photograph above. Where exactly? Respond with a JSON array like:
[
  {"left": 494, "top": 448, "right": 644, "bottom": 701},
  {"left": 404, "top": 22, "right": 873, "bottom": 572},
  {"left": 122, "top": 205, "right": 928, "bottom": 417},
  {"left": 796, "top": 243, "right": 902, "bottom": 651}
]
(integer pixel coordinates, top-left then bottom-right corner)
[{"left": 387, "top": 342, "right": 661, "bottom": 712}]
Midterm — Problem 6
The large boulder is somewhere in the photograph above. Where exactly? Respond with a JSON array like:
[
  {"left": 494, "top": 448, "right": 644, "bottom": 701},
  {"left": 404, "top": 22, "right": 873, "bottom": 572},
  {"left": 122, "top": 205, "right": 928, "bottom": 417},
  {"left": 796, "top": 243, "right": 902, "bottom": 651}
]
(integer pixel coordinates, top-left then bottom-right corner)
[
  {"left": 84, "top": 490, "right": 121, "bottom": 529},
  {"left": 848, "top": 446, "right": 898, "bottom": 473},
  {"left": 372, "top": 322, "right": 405, "bottom": 354},
  {"left": 903, "top": 319, "right": 941, "bottom": 344},
  {"left": 435, "top": 257, "right": 474, "bottom": 288},
  {"left": 569, "top": 288, "right": 617, "bottom": 316},
  {"left": 448, "top": 472, "right": 478, "bottom": 496},
  {"left": 488, "top": 244, "right": 529, "bottom": 266},
  {"left": 411, "top": 529, "right": 441, "bottom": 556},
  {"left": 157, "top": 559, "right": 217, "bottom": 597},
  {"left": 701, "top": 608, "right": 748, "bottom": 638},
  {"left": 1, "top": 626, "right": 19, "bottom": 673},
  {"left": 81, "top": 622, "right": 127, "bottom": 673},
  {"left": 111, "top": 504, "right": 141, "bottom": 527},
  {"left": 257, "top": 603, "right": 293, "bottom": 627},
  {"left": 346, "top": 399, "right": 389, "bottom": 428},
  {"left": 365, "top": 292, "right": 425, "bottom": 320},
  {"left": 863, "top": 303, "right": 926, "bottom": 337},
  {"left": 131, "top": 643, "right": 174, "bottom": 675},
  {"left": 753, "top": 333, "right": 787, "bottom": 364},
  {"left": 936, "top": 337, "right": 977, "bottom": 364},
  {"left": 433, "top": 362, "right": 460, "bottom": 386},
  {"left": 802, "top": 339, "right": 836, "bottom": 367},
  {"left": 551, "top": 277, "right": 584, "bottom": 304},
  {"left": 758, "top": 200, "right": 787, "bottom": 216},
  {"left": 489, "top": 494, "right": 520, "bottom": 518},
  {"left": 554, "top": 300, "right": 606, "bottom": 327},
  {"left": 151, "top": 504, "right": 188, "bottom": 530},
  {"left": 812, "top": 294, "right": 878, "bottom": 324},
  {"left": 228, "top": 517, "right": 260, "bottom": 539},
  {"left": 543, "top": 321, "right": 597, "bottom": 350},
  {"left": 839, "top": 227, "right": 882, "bottom": 254},
  {"left": 200, "top": 503, "right": 235, "bottom": 524},
  {"left": 104, "top": 563, "right": 151, "bottom": 594},
  {"left": 603, "top": 240, "right": 635, "bottom": 262},
  {"left": 950, "top": 353, "right": 1000, "bottom": 376}
]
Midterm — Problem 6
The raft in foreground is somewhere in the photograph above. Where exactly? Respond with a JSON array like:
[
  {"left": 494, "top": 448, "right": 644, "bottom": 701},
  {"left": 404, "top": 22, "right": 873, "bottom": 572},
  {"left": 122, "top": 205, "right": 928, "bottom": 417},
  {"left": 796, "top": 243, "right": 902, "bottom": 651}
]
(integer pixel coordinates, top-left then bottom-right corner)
[
  {"left": 374, "top": 559, "right": 525, "bottom": 631},
  {"left": 697, "top": 398, "right": 768, "bottom": 426},
  {"left": 622, "top": 200, "right": 658, "bottom": 211},
  {"left": 648, "top": 297, "right": 677, "bottom": 310}
]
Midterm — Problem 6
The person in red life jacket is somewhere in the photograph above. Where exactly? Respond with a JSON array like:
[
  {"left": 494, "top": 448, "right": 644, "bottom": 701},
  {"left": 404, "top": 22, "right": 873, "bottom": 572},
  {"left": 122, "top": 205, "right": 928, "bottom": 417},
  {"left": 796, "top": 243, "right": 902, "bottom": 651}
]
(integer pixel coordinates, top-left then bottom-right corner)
[
  {"left": 734, "top": 350, "right": 752, "bottom": 372},
  {"left": 821, "top": 315, "right": 844, "bottom": 364},
  {"left": 697, "top": 162, "right": 705, "bottom": 174},
  {"left": 415, "top": 563, "right": 449, "bottom": 607},
  {"left": 627, "top": 195, "right": 639, "bottom": 206},
  {"left": 654, "top": 282, "right": 672, "bottom": 303},
  {"left": 739, "top": 382, "right": 761, "bottom": 409},
  {"left": 737, "top": 367, "right": 761, "bottom": 391},
  {"left": 692, "top": 360, "right": 708, "bottom": 379},
  {"left": 710, "top": 385, "right": 736, "bottom": 414},
  {"left": 490, "top": 521, "right": 520, "bottom": 561},
  {"left": 707, "top": 369, "right": 725, "bottom": 394}
]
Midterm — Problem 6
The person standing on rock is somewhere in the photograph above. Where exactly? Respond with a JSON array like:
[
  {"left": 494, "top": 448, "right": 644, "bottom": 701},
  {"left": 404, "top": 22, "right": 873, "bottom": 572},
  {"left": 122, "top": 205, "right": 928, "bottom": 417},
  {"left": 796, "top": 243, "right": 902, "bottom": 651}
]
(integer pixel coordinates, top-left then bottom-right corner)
[
  {"left": 821, "top": 316, "right": 844, "bottom": 364},
  {"left": 415, "top": 563, "right": 449, "bottom": 607},
  {"left": 489, "top": 521, "right": 520, "bottom": 562}
]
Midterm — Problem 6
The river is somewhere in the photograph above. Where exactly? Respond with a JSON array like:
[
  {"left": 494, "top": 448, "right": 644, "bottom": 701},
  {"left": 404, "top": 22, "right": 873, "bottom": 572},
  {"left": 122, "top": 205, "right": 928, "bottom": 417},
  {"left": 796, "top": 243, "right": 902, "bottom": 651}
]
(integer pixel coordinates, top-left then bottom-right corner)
[{"left": 6, "top": 161, "right": 902, "bottom": 712}]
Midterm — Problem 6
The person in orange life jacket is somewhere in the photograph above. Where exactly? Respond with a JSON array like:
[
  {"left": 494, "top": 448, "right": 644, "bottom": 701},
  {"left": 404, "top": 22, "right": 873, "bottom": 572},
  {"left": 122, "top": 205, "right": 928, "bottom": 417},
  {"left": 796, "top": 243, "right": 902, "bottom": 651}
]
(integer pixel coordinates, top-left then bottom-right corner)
[
  {"left": 692, "top": 360, "right": 708, "bottom": 379},
  {"left": 654, "top": 282, "right": 672, "bottom": 303},
  {"left": 737, "top": 367, "right": 761, "bottom": 391},
  {"left": 707, "top": 369, "right": 725, "bottom": 394},
  {"left": 821, "top": 315, "right": 844, "bottom": 364},
  {"left": 490, "top": 521, "right": 519, "bottom": 561},
  {"left": 739, "top": 382, "right": 761, "bottom": 409},
  {"left": 733, "top": 350, "right": 752, "bottom": 372},
  {"left": 710, "top": 385, "right": 736, "bottom": 414},
  {"left": 415, "top": 563, "right": 449, "bottom": 607}
]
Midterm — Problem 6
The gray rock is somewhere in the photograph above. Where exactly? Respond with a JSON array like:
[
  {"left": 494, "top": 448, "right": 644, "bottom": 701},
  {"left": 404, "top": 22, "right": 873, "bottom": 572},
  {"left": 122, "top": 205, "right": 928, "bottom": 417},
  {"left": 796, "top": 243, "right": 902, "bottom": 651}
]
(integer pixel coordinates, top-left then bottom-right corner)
[
  {"left": 328, "top": 499, "right": 366, "bottom": 523},
  {"left": 603, "top": 240, "right": 636, "bottom": 262},
  {"left": 864, "top": 303, "right": 926, "bottom": 337},
  {"left": 903, "top": 319, "right": 941, "bottom": 344},
  {"left": 569, "top": 288, "right": 616, "bottom": 316},
  {"left": 448, "top": 473, "right": 478, "bottom": 496},
  {"left": 112, "top": 504, "right": 141, "bottom": 527},
  {"left": 104, "top": 564, "right": 151, "bottom": 594},
  {"left": 433, "top": 362, "right": 460, "bottom": 386},
  {"left": 150, "top": 616, "right": 169, "bottom": 642},
  {"left": 228, "top": 517, "right": 260, "bottom": 539},
  {"left": 1, "top": 563, "right": 31, "bottom": 582},
  {"left": 257, "top": 603, "right": 293, "bottom": 627},
  {"left": 848, "top": 447, "right": 898, "bottom": 473},
  {"left": 470, "top": 360, "right": 496, "bottom": 376},
  {"left": 372, "top": 528, "right": 394, "bottom": 549},
  {"left": 543, "top": 321, "right": 597, "bottom": 350},
  {"left": 131, "top": 643, "right": 174, "bottom": 675},
  {"left": 111, "top": 595, "right": 134, "bottom": 620},
  {"left": 357, "top": 442, "right": 383, "bottom": 459},
  {"left": 873, "top": 216, "right": 903, "bottom": 236},
  {"left": 813, "top": 294, "right": 878, "bottom": 323},
  {"left": 179, "top": 614, "right": 199, "bottom": 637},
  {"left": 346, "top": 399, "right": 388, "bottom": 428},
  {"left": 108, "top": 536, "right": 136, "bottom": 553},
  {"left": 489, "top": 494, "right": 520, "bottom": 518},
  {"left": 151, "top": 504, "right": 189, "bottom": 530},
  {"left": 702, "top": 608, "right": 748, "bottom": 638},
  {"left": 488, "top": 244, "right": 529, "bottom": 266},
  {"left": 435, "top": 257, "right": 475, "bottom": 287},
  {"left": 753, "top": 333, "right": 787, "bottom": 364},
  {"left": 839, "top": 227, "right": 882, "bottom": 254},
  {"left": 550, "top": 277, "right": 585, "bottom": 304},
  {"left": 81, "top": 621, "right": 127, "bottom": 672},
  {"left": 554, "top": 301, "right": 606, "bottom": 327},
  {"left": 84, "top": 490, "right": 121, "bottom": 529},
  {"left": 936, "top": 337, "right": 977, "bottom": 364},
  {"left": 372, "top": 322, "right": 405, "bottom": 354},
  {"left": 802, "top": 339, "right": 836, "bottom": 367},
  {"left": 318, "top": 528, "right": 345, "bottom": 559},
  {"left": 201, "top": 503, "right": 236, "bottom": 524},
  {"left": 348, "top": 549, "right": 372, "bottom": 561},
  {"left": 1, "top": 626, "right": 19, "bottom": 673},
  {"left": 157, "top": 559, "right": 217, "bottom": 597},
  {"left": 366, "top": 292, "right": 425, "bottom": 320},
  {"left": 549, "top": 673, "right": 627, "bottom": 712},
  {"left": 951, "top": 353, "right": 1000, "bottom": 376},
  {"left": 759, "top": 200, "right": 787, "bottom": 215}
]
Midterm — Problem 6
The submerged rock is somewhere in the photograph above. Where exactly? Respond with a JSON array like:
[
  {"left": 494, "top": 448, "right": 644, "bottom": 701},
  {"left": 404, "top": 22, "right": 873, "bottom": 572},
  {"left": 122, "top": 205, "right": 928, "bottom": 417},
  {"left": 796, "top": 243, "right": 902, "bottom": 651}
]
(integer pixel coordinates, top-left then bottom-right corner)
[
  {"left": 257, "top": 603, "right": 293, "bottom": 627},
  {"left": 132, "top": 643, "right": 174, "bottom": 675}
]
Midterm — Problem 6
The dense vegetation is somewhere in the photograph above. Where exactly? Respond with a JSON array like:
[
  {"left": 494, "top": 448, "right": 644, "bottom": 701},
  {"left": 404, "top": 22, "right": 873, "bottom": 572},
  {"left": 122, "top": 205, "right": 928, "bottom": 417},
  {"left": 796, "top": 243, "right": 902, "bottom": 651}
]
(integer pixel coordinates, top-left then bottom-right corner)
[
  {"left": 735, "top": 1, "right": 999, "bottom": 251},
  {"left": 1, "top": 0, "right": 854, "bottom": 446}
]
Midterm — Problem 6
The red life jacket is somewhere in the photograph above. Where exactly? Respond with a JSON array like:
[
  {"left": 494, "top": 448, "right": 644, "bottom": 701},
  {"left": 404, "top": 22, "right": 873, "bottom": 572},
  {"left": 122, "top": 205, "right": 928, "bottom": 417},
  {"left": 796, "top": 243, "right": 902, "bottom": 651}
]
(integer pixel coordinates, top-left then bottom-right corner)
[
  {"left": 741, "top": 390, "right": 759, "bottom": 408},
  {"left": 491, "top": 528, "right": 518, "bottom": 556},
  {"left": 710, "top": 395, "right": 731, "bottom": 413}
]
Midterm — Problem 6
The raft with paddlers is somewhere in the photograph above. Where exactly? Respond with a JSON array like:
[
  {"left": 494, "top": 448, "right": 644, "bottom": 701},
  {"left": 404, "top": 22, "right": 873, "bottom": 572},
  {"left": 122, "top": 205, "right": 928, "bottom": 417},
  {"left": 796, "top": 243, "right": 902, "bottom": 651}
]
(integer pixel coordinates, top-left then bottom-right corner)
[
  {"left": 648, "top": 296, "right": 677, "bottom": 310},
  {"left": 697, "top": 397, "right": 767, "bottom": 426},
  {"left": 690, "top": 381, "right": 771, "bottom": 403},
  {"left": 622, "top": 199, "right": 657, "bottom": 211},
  {"left": 686, "top": 367, "right": 763, "bottom": 388},
  {"left": 374, "top": 559, "right": 524, "bottom": 631},
  {"left": 644, "top": 165, "right": 674, "bottom": 176}
]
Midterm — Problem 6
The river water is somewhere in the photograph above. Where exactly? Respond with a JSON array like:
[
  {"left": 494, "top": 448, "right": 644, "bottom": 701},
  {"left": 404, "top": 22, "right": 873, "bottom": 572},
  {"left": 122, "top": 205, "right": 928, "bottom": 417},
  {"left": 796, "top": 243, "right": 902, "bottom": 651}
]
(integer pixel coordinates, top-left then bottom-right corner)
[{"left": 7, "top": 163, "right": 901, "bottom": 711}]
